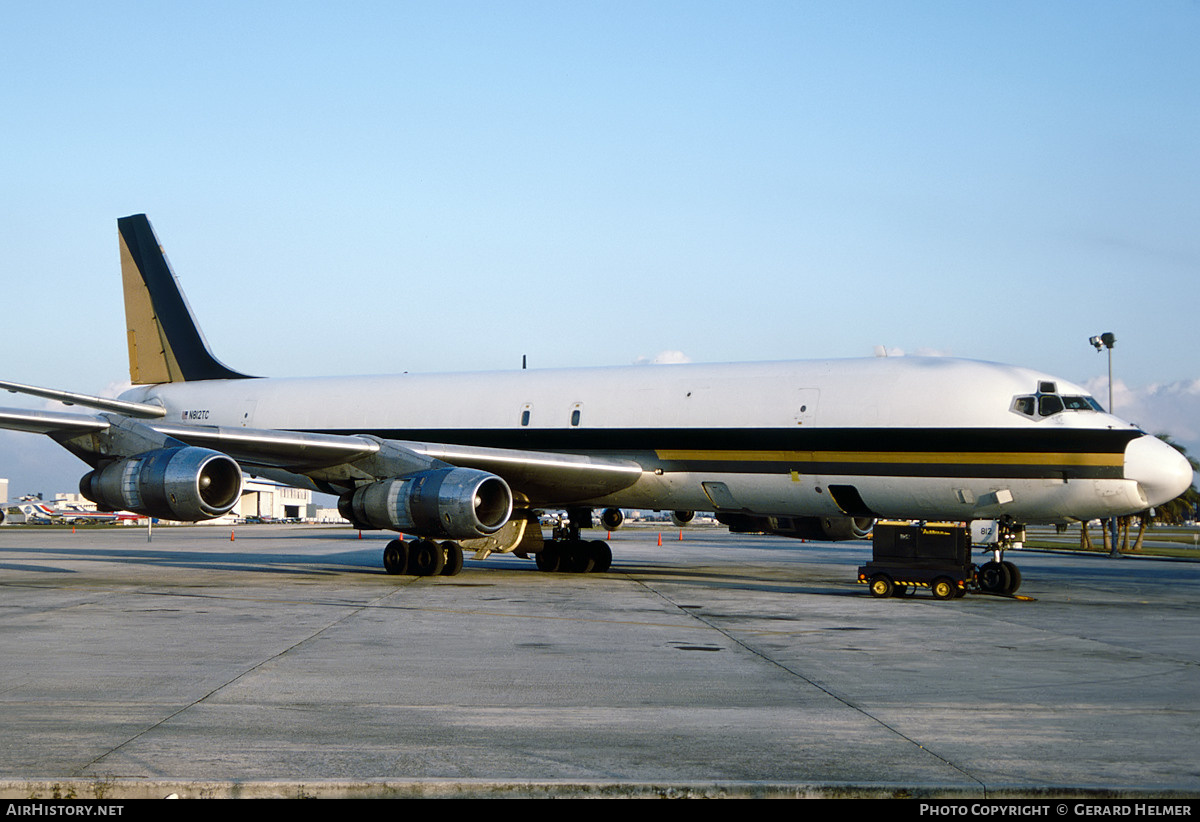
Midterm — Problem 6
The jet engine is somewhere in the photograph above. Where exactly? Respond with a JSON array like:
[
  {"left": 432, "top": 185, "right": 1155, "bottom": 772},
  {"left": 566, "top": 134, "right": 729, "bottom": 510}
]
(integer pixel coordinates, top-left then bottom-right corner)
[
  {"left": 670, "top": 510, "right": 695, "bottom": 527},
  {"left": 80, "top": 446, "right": 243, "bottom": 521},
  {"left": 817, "top": 516, "right": 875, "bottom": 540},
  {"left": 599, "top": 507, "right": 624, "bottom": 530},
  {"left": 339, "top": 467, "right": 513, "bottom": 539}
]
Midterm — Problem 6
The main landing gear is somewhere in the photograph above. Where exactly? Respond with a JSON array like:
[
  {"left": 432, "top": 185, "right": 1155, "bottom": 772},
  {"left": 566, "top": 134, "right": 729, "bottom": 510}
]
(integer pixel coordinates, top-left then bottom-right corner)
[
  {"left": 534, "top": 509, "right": 612, "bottom": 573},
  {"left": 382, "top": 538, "right": 464, "bottom": 577}
]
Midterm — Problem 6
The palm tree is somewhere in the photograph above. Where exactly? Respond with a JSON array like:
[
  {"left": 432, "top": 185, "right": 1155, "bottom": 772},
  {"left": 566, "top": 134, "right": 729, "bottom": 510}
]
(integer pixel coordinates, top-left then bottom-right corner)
[{"left": 1152, "top": 435, "right": 1199, "bottom": 526}]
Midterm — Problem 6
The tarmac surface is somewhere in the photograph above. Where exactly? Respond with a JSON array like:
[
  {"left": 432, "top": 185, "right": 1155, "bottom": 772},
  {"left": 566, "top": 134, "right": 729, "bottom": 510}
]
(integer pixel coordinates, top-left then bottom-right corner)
[{"left": 0, "top": 522, "right": 1197, "bottom": 799}]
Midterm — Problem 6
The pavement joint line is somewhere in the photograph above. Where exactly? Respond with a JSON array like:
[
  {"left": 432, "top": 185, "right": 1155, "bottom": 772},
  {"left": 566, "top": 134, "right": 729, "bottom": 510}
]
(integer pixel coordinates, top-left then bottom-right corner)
[
  {"left": 627, "top": 573, "right": 989, "bottom": 793},
  {"left": 73, "top": 585, "right": 403, "bottom": 777}
]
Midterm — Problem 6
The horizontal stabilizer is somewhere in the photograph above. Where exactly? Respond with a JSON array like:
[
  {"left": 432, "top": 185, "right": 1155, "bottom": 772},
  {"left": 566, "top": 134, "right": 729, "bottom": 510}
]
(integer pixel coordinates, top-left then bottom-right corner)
[
  {"left": 0, "top": 406, "right": 111, "bottom": 436},
  {"left": 0, "top": 379, "right": 166, "bottom": 418}
]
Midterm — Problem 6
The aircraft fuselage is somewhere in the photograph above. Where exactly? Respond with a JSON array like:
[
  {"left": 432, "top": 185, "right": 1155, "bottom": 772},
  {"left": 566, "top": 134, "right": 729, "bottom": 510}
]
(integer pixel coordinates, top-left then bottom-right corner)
[{"left": 119, "top": 355, "right": 1179, "bottom": 524}]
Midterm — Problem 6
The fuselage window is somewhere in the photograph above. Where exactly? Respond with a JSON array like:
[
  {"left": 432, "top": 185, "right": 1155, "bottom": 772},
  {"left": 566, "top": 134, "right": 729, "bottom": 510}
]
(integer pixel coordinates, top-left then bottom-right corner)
[
  {"left": 520, "top": 409, "right": 531, "bottom": 426},
  {"left": 570, "top": 409, "right": 581, "bottom": 427}
]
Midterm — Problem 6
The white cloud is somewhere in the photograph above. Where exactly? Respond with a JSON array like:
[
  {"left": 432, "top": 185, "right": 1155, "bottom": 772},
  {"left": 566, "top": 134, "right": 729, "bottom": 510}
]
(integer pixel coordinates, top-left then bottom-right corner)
[
  {"left": 634, "top": 350, "right": 691, "bottom": 365},
  {"left": 872, "top": 346, "right": 950, "bottom": 358},
  {"left": 1086, "top": 376, "right": 1200, "bottom": 447}
]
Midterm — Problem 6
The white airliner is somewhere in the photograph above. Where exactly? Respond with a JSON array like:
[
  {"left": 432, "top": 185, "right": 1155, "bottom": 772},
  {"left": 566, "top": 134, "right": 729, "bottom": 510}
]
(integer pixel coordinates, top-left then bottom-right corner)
[{"left": 0, "top": 215, "right": 1191, "bottom": 583}]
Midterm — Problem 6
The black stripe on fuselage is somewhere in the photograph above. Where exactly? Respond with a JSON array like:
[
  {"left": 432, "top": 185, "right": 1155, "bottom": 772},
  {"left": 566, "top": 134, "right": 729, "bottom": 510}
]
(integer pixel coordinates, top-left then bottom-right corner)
[{"left": 301, "top": 426, "right": 1139, "bottom": 480}]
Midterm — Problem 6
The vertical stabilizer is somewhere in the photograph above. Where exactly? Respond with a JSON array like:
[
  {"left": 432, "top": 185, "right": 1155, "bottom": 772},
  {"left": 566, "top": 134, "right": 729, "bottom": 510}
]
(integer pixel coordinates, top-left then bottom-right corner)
[{"left": 118, "top": 214, "right": 254, "bottom": 384}]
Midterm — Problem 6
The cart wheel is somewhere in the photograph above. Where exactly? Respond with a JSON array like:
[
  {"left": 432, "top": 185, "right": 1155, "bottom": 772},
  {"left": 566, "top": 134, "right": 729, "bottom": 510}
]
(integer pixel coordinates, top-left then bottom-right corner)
[
  {"left": 930, "top": 577, "right": 956, "bottom": 600},
  {"left": 869, "top": 575, "right": 894, "bottom": 598},
  {"left": 892, "top": 583, "right": 909, "bottom": 598}
]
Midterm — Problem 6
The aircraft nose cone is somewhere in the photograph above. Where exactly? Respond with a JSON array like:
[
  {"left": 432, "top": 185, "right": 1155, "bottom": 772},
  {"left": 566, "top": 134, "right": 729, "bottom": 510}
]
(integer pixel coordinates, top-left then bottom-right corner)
[{"left": 1124, "top": 435, "right": 1194, "bottom": 509}]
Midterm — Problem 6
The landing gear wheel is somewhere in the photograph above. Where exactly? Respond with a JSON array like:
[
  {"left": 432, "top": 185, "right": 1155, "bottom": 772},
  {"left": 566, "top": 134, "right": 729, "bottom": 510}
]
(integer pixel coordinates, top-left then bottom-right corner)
[
  {"left": 589, "top": 540, "right": 612, "bottom": 573},
  {"left": 869, "top": 574, "right": 894, "bottom": 598},
  {"left": 439, "top": 541, "right": 464, "bottom": 576},
  {"left": 1001, "top": 561, "right": 1021, "bottom": 594},
  {"left": 930, "top": 577, "right": 956, "bottom": 601},
  {"left": 978, "top": 561, "right": 1012, "bottom": 594},
  {"left": 562, "top": 540, "right": 595, "bottom": 573},
  {"left": 409, "top": 539, "right": 445, "bottom": 576},
  {"left": 535, "top": 545, "right": 561, "bottom": 572},
  {"left": 383, "top": 539, "right": 409, "bottom": 575}
]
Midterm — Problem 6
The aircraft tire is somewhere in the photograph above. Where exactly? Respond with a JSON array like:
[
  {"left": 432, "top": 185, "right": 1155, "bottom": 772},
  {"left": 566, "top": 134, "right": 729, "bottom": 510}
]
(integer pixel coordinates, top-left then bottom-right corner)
[
  {"left": 383, "top": 539, "right": 409, "bottom": 576},
  {"left": 440, "top": 541, "right": 464, "bottom": 576},
  {"left": 562, "top": 540, "right": 595, "bottom": 573},
  {"left": 978, "top": 561, "right": 1011, "bottom": 594},
  {"left": 535, "top": 545, "right": 561, "bottom": 572},
  {"left": 930, "top": 577, "right": 956, "bottom": 600},
  {"left": 589, "top": 540, "right": 612, "bottom": 573},
  {"left": 409, "top": 539, "right": 445, "bottom": 576},
  {"left": 869, "top": 575, "right": 894, "bottom": 598},
  {"left": 1002, "top": 561, "right": 1022, "bottom": 594}
]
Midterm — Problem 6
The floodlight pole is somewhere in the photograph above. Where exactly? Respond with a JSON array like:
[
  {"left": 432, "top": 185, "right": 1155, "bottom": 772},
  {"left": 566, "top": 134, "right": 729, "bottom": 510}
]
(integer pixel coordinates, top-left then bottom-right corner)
[{"left": 1089, "top": 332, "right": 1119, "bottom": 556}]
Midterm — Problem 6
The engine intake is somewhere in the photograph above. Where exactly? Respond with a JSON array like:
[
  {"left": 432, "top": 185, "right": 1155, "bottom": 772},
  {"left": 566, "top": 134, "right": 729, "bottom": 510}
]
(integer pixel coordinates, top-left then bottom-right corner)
[
  {"left": 599, "top": 508, "right": 624, "bottom": 530},
  {"left": 80, "top": 446, "right": 243, "bottom": 521},
  {"left": 339, "top": 467, "right": 513, "bottom": 539}
]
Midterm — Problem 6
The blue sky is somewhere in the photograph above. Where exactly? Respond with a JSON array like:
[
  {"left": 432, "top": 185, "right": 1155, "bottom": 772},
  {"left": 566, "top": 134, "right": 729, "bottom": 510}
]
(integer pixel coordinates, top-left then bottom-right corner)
[{"left": 2, "top": 1, "right": 1198, "bottom": 495}]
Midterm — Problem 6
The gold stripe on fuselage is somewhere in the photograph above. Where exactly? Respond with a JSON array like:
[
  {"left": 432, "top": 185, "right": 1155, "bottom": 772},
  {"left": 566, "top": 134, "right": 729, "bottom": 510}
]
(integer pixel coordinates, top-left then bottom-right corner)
[{"left": 654, "top": 450, "right": 1123, "bottom": 467}]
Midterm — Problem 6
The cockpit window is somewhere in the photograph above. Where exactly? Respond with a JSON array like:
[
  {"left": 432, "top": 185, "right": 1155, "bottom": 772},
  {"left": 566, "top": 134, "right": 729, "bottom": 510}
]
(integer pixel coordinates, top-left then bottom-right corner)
[
  {"left": 1062, "top": 395, "right": 1100, "bottom": 411},
  {"left": 1011, "top": 389, "right": 1102, "bottom": 420},
  {"left": 1038, "top": 395, "right": 1064, "bottom": 416},
  {"left": 1013, "top": 396, "right": 1036, "bottom": 416}
]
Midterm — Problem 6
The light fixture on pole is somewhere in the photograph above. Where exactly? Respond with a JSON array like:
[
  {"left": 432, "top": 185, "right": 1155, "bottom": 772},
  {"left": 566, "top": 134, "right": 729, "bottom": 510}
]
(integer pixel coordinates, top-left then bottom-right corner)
[{"left": 1089, "top": 332, "right": 1116, "bottom": 412}]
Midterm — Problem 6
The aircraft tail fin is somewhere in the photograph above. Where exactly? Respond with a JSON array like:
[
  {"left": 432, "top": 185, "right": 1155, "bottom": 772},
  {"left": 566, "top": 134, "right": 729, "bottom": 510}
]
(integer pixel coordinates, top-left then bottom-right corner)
[{"left": 118, "top": 214, "right": 254, "bottom": 384}]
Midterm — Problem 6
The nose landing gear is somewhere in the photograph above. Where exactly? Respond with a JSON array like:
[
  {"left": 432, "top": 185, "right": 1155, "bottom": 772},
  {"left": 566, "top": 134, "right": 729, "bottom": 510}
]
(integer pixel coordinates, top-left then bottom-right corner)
[{"left": 976, "top": 520, "right": 1024, "bottom": 595}]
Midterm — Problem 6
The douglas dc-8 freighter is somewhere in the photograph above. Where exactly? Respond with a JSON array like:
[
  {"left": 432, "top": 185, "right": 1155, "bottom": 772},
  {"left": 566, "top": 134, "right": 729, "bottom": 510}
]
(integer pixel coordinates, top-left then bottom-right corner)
[{"left": 0, "top": 215, "right": 1191, "bottom": 585}]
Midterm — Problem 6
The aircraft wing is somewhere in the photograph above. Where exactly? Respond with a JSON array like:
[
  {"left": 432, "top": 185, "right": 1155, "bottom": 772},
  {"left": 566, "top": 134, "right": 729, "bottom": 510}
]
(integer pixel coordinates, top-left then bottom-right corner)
[
  {"left": 0, "top": 390, "right": 642, "bottom": 504},
  {"left": 398, "top": 440, "right": 643, "bottom": 500},
  {"left": 153, "top": 423, "right": 643, "bottom": 501}
]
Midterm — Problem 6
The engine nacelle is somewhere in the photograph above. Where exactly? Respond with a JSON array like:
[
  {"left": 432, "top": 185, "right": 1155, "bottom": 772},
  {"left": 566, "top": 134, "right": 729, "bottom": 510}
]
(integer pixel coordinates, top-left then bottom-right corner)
[
  {"left": 339, "top": 467, "right": 513, "bottom": 539},
  {"left": 818, "top": 516, "right": 874, "bottom": 540},
  {"left": 80, "top": 446, "right": 243, "bottom": 521},
  {"left": 599, "top": 507, "right": 624, "bottom": 530},
  {"left": 670, "top": 510, "right": 695, "bottom": 527}
]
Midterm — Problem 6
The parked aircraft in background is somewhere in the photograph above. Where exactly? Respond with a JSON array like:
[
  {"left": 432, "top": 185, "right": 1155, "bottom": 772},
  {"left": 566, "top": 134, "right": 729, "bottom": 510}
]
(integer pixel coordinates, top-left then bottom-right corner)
[
  {"left": 0, "top": 497, "right": 138, "bottom": 525},
  {"left": 0, "top": 215, "right": 1191, "bottom": 584}
]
